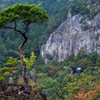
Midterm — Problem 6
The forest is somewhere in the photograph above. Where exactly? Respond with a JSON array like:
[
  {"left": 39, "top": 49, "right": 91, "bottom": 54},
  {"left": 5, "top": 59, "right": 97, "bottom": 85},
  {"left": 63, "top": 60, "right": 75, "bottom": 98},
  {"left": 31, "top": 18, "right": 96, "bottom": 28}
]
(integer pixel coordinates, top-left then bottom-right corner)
[{"left": 1, "top": 0, "right": 100, "bottom": 100}]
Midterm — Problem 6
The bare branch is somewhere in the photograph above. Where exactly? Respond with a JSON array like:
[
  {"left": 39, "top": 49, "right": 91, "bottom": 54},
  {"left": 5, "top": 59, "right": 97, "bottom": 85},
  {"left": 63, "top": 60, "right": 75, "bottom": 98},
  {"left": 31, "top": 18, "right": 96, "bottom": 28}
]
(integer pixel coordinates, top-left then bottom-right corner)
[
  {"left": 4, "top": 26, "right": 14, "bottom": 29},
  {"left": 14, "top": 22, "right": 23, "bottom": 34},
  {"left": 4, "top": 20, "right": 30, "bottom": 35},
  {"left": 23, "top": 21, "right": 29, "bottom": 34},
  {"left": 14, "top": 21, "right": 17, "bottom": 29},
  {"left": 14, "top": 20, "right": 29, "bottom": 34}
]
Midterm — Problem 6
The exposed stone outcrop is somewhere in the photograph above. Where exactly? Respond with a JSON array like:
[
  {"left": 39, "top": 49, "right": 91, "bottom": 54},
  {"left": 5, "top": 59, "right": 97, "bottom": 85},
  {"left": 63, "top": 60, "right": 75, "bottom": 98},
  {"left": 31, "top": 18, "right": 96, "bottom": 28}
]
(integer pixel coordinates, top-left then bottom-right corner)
[
  {"left": 41, "top": 12, "right": 100, "bottom": 64},
  {"left": 0, "top": 83, "right": 47, "bottom": 100}
]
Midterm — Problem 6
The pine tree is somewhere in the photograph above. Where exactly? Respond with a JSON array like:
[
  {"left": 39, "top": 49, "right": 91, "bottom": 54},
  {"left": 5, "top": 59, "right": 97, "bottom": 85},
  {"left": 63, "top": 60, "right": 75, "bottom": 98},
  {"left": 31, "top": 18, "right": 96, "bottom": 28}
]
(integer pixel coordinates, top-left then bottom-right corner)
[{"left": 0, "top": 3, "right": 49, "bottom": 94}]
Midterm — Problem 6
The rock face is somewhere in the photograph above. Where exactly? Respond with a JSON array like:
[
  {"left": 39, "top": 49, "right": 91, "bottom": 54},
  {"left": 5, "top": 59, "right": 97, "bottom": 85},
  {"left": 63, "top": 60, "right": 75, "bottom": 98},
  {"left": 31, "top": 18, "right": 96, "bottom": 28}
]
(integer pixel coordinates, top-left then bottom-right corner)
[
  {"left": 1, "top": 83, "right": 47, "bottom": 100},
  {"left": 41, "top": 12, "right": 100, "bottom": 64}
]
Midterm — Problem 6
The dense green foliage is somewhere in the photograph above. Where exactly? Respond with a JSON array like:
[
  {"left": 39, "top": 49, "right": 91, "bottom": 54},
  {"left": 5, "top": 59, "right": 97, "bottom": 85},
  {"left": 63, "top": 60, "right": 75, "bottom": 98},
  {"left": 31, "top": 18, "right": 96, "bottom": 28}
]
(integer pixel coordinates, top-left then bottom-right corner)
[
  {"left": 33, "top": 48, "right": 100, "bottom": 100},
  {"left": 0, "top": 57, "right": 20, "bottom": 86}
]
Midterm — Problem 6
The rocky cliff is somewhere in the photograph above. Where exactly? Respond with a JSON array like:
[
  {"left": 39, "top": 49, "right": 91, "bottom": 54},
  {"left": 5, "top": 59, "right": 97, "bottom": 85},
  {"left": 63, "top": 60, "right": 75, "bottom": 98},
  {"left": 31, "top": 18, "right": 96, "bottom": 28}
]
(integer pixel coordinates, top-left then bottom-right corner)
[{"left": 41, "top": 12, "right": 100, "bottom": 64}]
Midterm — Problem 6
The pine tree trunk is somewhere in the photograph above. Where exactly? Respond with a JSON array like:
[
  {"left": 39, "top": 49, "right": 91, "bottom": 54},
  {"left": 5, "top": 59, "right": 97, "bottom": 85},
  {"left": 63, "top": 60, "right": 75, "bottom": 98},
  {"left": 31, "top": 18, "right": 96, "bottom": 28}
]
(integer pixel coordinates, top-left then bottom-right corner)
[{"left": 18, "top": 34, "right": 30, "bottom": 94}]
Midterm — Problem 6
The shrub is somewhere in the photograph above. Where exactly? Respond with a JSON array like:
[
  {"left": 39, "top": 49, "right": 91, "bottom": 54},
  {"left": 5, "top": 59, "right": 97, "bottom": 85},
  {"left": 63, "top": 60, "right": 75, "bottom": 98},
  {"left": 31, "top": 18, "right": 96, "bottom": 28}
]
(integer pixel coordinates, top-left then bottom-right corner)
[
  {"left": 46, "top": 53, "right": 53, "bottom": 60},
  {"left": 42, "top": 65, "right": 51, "bottom": 73},
  {"left": 81, "top": 23, "right": 92, "bottom": 31},
  {"left": 79, "top": 16, "right": 86, "bottom": 23}
]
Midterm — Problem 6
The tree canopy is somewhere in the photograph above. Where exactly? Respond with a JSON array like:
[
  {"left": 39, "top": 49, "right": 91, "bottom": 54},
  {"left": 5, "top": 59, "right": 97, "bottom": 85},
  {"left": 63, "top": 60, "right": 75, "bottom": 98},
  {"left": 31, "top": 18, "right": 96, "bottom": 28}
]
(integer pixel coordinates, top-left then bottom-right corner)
[{"left": 0, "top": 3, "right": 49, "bottom": 28}]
